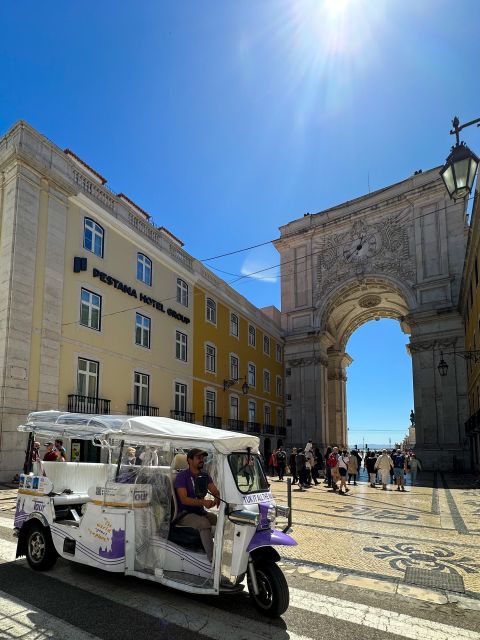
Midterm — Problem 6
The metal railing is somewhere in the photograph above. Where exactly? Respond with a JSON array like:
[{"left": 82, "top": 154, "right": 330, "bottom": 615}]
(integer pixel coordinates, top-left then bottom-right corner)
[
  {"left": 170, "top": 410, "right": 196, "bottom": 423},
  {"left": 127, "top": 403, "right": 160, "bottom": 417},
  {"left": 263, "top": 424, "right": 275, "bottom": 435},
  {"left": 203, "top": 415, "right": 222, "bottom": 429},
  {"left": 277, "top": 426, "right": 287, "bottom": 436},
  {"left": 68, "top": 394, "right": 111, "bottom": 414},
  {"left": 247, "top": 421, "right": 261, "bottom": 434},
  {"left": 228, "top": 419, "right": 244, "bottom": 432}
]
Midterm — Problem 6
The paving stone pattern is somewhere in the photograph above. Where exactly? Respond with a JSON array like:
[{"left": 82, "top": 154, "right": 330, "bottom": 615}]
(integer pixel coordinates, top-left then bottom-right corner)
[{"left": 271, "top": 471, "right": 480, "bottom": 598}]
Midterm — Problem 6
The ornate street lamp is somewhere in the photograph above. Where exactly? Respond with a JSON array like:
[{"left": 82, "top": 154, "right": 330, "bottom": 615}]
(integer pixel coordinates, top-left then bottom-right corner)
[
  {"left": 437, "top": 349, "right": 480, "bottom": 377},
  {"left": 437, "top": 351, "right": 449, "bottom": 377},
  {"left": 440, "top": 116, "right": 480, "bottom": 200},
  {"left": 223, "top": 376, "right": 249, "bottom": 395}
]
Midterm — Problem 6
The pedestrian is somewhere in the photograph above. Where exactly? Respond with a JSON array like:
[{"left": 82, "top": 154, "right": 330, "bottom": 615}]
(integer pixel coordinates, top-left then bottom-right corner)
[
  {"left": 365, "top": 451, "right": 377, "bottom": 487},
  {"left": 392, "top": 449, "right": 407, "bottom": 492},
  {"left": 324, "top": 446, "right": 332, "bottom": 486},
  {"left": 353, "top": 449, "right": 363, "bottom": 477},
  {"left": 327, "top": 447, "right": 340, "bottom": 492},
  {"left": 276, "top": 446, "right": 287, "bottom": 481},
  {"left": 311, "top": 447, "right": 321, "bottom": 485},
  {"left": 296, "top": 448, "right": 308, "bottom": 490},
  {"left": 407, "top": 453, "right": 422, "bottom": 486},
  {"left": 43, "top": 442, "right": 60, "bottom": 461},
  {"left": 289, "top": 448, "right": 298, "bottom": 484},
  {"left": 347, "top": 450, "right": 358, "bottom": 485},
  {"left": 375, "top": 449, "right": 393, "bottom": 490},
  {"left": 337, "top": 449, "right": 350, "bottom": 494},
  {"left": 54, "top": 439, "right": 67, "bottom": 462},
  {"left": 268, "top": 449, "right": 277, "bottom": 476}
]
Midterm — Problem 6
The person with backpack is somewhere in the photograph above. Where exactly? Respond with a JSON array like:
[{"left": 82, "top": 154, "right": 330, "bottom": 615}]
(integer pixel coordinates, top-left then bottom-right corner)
[
  {"left": 365, "top": 451, "right": 378, "bottom": 487},
  {"left": 337, "top": 449, "right": 350, "bottom": 494},
  {"left": 326, "top": 447, "right": 339, "bottom": 492},
  {"left": 392, "top": 449, "right": 407, "bottom": 492},
  {"left": 276, "top": 446, "right": 287, "bottom": 481}
]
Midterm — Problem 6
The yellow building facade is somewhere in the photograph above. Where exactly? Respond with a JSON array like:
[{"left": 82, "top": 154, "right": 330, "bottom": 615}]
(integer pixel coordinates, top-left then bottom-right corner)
[
  {"left": 0, "top": 121, "right": 284, "bottom": 479},
  {"left": 461, "top": 189, "right": 480, "bottom": 473}
]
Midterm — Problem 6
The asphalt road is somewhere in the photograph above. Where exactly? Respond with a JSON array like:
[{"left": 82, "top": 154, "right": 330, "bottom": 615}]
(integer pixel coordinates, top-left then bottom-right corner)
[{"left": 0, "top": 516, "right": 479, "bottom": 640}]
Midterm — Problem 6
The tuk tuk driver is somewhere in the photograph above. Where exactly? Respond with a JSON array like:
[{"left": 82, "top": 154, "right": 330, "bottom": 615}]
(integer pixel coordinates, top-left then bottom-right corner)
[{"left": 174, "top": 448, "right": 220, "bottom": 562}]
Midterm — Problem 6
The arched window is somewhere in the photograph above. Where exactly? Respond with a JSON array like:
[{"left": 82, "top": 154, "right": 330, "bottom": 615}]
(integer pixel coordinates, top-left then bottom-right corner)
[
  {"left": 137, "top": 253, "right": 152, "bottom": 285},
  {"left": 83, "top": 218, "right": 104, "bottom": 257},
  {"left": 206, "top": 298, "right": 217, "bottom": 324}
]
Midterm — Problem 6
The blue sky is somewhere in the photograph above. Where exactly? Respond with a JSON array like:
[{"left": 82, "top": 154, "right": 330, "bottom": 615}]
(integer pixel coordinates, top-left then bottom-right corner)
[{"left": 1, "top": 0, "right": 479, "bottom": 444}]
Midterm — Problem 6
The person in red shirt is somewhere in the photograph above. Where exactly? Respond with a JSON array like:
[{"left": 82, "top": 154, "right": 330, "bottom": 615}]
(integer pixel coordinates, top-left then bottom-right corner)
[{"left": 43, "top": 442, "right": 60, "bottom": 461}]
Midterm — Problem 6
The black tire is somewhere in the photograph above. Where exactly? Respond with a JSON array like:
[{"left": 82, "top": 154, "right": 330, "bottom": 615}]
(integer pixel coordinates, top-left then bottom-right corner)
[
  {"left": 247, "top": 561, "right": 289, "bottom": 617},
  {"left": 25, "top": 522, "right": 58, "bottom": 571}
]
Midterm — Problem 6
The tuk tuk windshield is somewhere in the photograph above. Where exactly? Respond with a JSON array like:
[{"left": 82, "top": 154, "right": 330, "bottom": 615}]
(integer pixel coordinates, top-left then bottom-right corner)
[{"left": 228, "top": 452, "right": 269, "bottom": 494}]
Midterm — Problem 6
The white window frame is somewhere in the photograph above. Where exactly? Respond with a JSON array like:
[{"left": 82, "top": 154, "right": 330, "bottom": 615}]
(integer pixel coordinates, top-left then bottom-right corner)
[
  {"left": 263, "top": 369, "right": 270, "bottom": 393},
  {"left": 174, "top": 381, "right": 187, "bottom": 413},
  {"left": 264, "top": 404, "right": 271, "bottom": 426},
  {"left": 276, "top": 375, "right": 283, "bottom": 397},
  {"left": 205, "top": 343, "right": 216, "bottom": 373},
  {"left": 134, "top": 371, "right": 149, "bottom": 406},
  {"left": 176, "top": 330, "right": 188, "bottom": 362},
  {"left": 276, "top": 343, "right": 282, "bottom": 363},
  {"left": 205, "top": 388, "right": 216, "bottom": 416},
  {"left": 230, "top": 395, "right": 239, "bottom": 420},
  {"left": 248, "top": 362, "right": 256, "bottom": 388},
  {"left": 263, "top": 335, "right": 270, "bottom": 356},
  {"left": 135, "top": 312, "right": 151, "bottom": 349},
  {"left": 230, "top": 312, "right": 239, "bottom": 338},
  {"left": 177, "top": 278, "right": 189, "bottom": 307},
  {"left": 80, "top": 288, "right": 102, "bottom": 331},
  {"left": 137, "top": 253, "right": 152, "bottom": 286},
  {"left": 230, "top": 354, "right": 239, "bottom": 380},
  {"left": 83, "top": 218, "right": 104, "bottom": 258},
  {"left": 206, "top": 297, "right": 217, "bottom": 325},
  {"left": 248, "top": 324, "right": 256, "bottom": 347},
  {"left": 77, "top": 357, "right": 99, "bottom": 397},
  {"left": 248, "top": 400, "right": 256, "bottom": 423}
]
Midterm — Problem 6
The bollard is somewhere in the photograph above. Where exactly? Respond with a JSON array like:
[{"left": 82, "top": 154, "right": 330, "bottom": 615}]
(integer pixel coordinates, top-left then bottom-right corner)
[{"left": 283, "top": 477, "right": 293, "bottom": 533}]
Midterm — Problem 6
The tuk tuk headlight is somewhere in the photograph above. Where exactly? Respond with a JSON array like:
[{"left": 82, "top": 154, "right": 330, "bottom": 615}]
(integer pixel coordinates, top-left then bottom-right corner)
[{"left": 267, "top": 505, "right": 276, "bottom": 527}]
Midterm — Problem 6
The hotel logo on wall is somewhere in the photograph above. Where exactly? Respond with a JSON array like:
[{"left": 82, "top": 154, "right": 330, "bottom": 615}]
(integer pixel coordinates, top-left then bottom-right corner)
[{"left": 73, "top": 258, "right": 190, "bottom": 324}]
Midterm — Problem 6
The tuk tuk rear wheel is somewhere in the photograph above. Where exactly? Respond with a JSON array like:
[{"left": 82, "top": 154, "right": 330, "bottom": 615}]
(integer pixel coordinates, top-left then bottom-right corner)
[
  {"left": 25, "top": 523, "right": 58, "bottom": 571},
  {"left": 247, "top": 561, "right": 289, "bottom": 618}
]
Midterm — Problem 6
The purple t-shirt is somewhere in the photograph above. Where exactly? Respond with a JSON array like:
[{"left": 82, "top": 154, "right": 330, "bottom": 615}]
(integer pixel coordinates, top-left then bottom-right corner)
[{"left": 174, "top": 469, "right": 212, "bottom": 515}]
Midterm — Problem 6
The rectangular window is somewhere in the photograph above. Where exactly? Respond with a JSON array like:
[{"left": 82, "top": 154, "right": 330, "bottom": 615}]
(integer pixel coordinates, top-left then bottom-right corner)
[
  {"left": 137, "top": 253, "right": 152, "bottom": 286},
  {"left": 206, "top": 390, "right": 216, "bottom": 416},
  {"left": 276, "top": 344, "right": 282, "bottom": 363},
  {"left": 230, "top": 396, "right": 239, "bottom": 420},
  {"left": 230, "top": 355, "right": 239, "bottom": 380},
  {"left": 263, "top": 370, "right": 270, "bottom": 393},
  {"left": 248, "top": 324, "right": 256, "bottom": 347},
  {"left": 135, "top": 313, "right": 151, "bottom": 348},
  {"left": 248, "top": 400, "right": 256, "bottom": 423},
  {"left": 176, "top": 331, "right": 188, "bottom": 361},
  {"left": 248, "top": 363, "right": 256, "bottom": 387},
  {"left": 264, "top": 405, "right": 271, "bottom": 425},
  {"left": 276, "top": 376, "right": 283, "bottom": 397},
  {"left": 206, "top": 344, "right": 216, "bottom": 372},
  {"left": 177, "top": 278, "right": 189, "bottom": 307},
  {"left": 277, "top": 409, "right": 284, "bottom": 427},
  {"left": 80, "top": 288, "right": 101, "bottom": 330},
  {"left": 175, "top": 382, "right": 187, "bottom": 413},
  {"left": 230, "top": 313, "right": 239, "bottom": 337},
  {"left": 83, "top": 218, "right": 104, "bottom": 257},
  {"left": 134, "top": 372, "right": 149, "bottom": 406},
  {"left": 263, "top": 335, "right": 270, "bottom": 356},
  {"left": 77, "top": 358, "right": 99, "bottom": 397}
]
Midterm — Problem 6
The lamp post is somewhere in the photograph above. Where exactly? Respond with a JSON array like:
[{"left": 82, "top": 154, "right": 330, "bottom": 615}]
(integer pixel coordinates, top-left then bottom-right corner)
[
  {"left": 437, "top": 349, "right": 480, "bottom": 377},
  {"left": 440, "top": 116, "right": 480, "bottom": 200},
  {"left": 223, "top": 376, "right": 249, "bottom": 395}
]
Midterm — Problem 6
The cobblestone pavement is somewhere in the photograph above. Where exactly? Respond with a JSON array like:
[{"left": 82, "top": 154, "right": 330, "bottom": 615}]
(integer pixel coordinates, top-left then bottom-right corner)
[{"left": 270, "top": 470, "right": 480, "bottom": 600}]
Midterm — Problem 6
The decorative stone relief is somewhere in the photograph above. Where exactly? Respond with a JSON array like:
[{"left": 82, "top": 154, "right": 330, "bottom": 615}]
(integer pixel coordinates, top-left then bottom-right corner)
[{"left": 358, "top": 294, "right": 381, "bottom": 308}]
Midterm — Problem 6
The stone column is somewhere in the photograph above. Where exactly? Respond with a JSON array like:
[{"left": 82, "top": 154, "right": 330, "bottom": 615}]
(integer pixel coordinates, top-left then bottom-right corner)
[{"left": 327, "top": 350, "right": 352, "bottom": 447}]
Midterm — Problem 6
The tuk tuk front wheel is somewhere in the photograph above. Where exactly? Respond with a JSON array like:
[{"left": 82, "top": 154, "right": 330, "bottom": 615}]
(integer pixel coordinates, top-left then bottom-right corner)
[
  {"left": 25, "top": 523, "right": 58, "bottom": 571},
  {"left": 247, "top": 561, "right": 289, "bottom": 617}
]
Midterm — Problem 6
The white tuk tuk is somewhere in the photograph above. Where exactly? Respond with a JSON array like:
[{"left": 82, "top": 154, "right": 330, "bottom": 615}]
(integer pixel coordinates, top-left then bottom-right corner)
[{"left": 14, "top": 411, "right": 296, "bottom": 617}]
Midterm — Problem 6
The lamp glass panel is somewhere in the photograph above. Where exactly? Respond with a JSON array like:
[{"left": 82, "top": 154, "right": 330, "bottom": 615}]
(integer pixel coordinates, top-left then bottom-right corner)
[
  {"left": 468, "top": 157, "right": 479, "bottom": 190},
  {"left": 453, "top": 158, "right": 470, "bottom": 189},
  {"left": 442, "top": 165, "right": 455, "bottom": 195}
]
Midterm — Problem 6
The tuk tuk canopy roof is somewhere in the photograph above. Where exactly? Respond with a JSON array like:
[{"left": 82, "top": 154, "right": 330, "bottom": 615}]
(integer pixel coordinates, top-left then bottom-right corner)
[{"left": 18, "top": 411, "right": 260, "bottom": 454}]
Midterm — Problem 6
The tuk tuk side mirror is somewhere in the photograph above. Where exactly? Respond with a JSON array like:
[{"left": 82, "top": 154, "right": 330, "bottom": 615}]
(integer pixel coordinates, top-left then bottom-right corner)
[{"left": 194, "top": 473, "right": 209, "bottom": 498}]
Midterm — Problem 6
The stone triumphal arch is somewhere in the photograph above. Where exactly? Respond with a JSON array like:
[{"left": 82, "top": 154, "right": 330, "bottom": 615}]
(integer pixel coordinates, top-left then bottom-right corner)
[{"left": 275, "top": 168, "right": 469, "bottom": 470}]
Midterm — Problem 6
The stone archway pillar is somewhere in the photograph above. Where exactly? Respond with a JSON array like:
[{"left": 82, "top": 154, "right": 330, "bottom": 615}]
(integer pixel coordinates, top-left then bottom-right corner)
[
  {"left": 327, "top": 351, "right": 353, "bottom": 447},
  {"left": 285, "top": 333, "right": 331, "bottom": 449}
]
